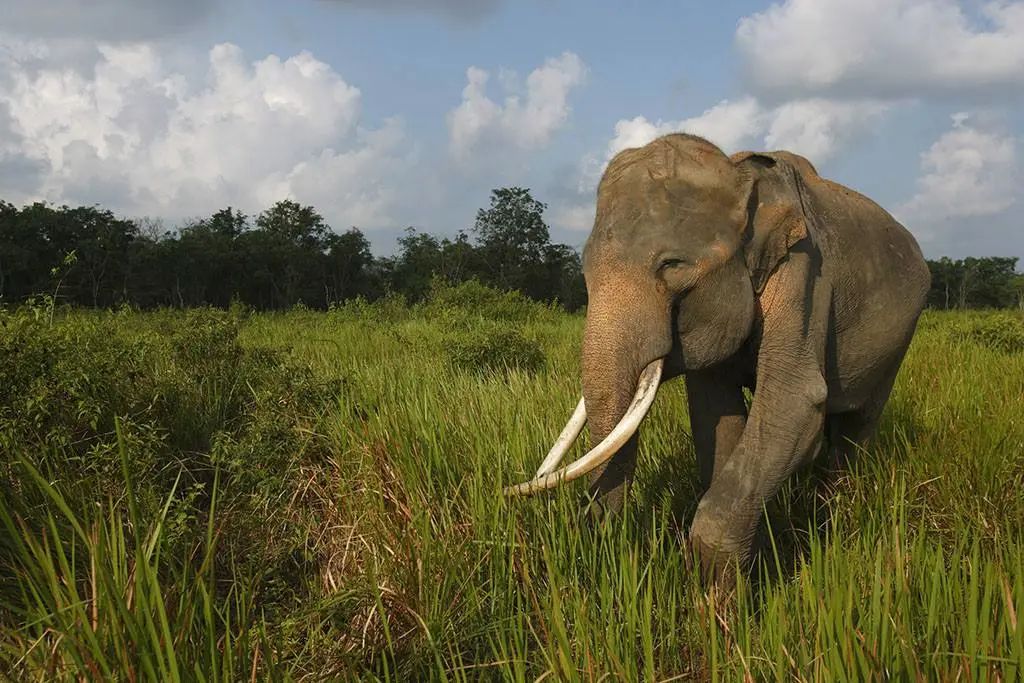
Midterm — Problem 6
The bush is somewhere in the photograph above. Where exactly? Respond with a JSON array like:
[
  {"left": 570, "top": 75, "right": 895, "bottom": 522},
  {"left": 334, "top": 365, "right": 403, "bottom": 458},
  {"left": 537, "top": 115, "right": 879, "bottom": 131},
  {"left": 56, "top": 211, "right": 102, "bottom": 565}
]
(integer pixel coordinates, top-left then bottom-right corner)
[
  {"left": 0, "top": 307, "right": 344, "bottom": 612},
  {"left": 949, "top": 312, "right": 1024, "bottom": 353},
  {"left": 445, "top": 319, "right": 546, "bottom": 375},
  {"left": 422, "top": 278, "right": 558, "bottom": 323},
  {"left": 328, "top": 292, "right": 410, "bottom": 324},
  {"left": 0, "top": 312, "right": 161, "bottom": 484},
  {"left": 325, "top": 280, "right": 566, "bottom": 328}
]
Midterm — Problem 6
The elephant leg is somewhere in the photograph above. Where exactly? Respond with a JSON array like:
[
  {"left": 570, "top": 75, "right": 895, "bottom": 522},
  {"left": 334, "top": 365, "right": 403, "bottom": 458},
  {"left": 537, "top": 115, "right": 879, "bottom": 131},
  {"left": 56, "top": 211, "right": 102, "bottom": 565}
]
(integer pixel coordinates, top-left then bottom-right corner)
[
  {"left": 685, "top": 368, "right": 748, "bottom": 492},
  {"left": 825, "top": 410, "right": 876, "bottom": 470},
  {"left": 826, "top": 357, "right": 902, "bottom": 470},
  {"left": 689, "top": 369, "right": 828, "bottom": 578}
]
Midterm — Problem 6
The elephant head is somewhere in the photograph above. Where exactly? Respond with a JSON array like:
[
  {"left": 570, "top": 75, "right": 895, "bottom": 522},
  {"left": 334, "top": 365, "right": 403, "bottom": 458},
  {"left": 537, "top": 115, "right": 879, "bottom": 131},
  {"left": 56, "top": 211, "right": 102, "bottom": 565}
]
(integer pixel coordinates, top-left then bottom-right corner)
[{"left": 505, "top": 133, "right": 808, "bottom": 508}]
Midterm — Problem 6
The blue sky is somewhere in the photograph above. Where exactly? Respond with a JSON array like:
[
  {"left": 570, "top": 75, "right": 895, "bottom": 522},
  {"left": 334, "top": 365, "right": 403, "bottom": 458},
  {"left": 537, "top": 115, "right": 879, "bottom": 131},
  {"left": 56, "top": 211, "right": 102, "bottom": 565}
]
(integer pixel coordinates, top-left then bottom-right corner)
[{"left": 0, "top": 0, "right": 1021, "bottom": 258}]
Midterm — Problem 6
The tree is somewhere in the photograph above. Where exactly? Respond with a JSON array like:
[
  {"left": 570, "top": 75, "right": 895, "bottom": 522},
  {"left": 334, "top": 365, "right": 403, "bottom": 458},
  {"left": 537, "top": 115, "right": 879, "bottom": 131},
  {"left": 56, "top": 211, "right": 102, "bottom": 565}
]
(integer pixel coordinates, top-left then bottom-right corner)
[
  {"left": 172, "top": 208, "right": 250, "bottom": 306},
  {"left": 204, "top": 207, "right": 248, "bottom": 239},
  {"left": 0, "top": 200, "right": 49, "bottom": 302},
  {"left": 472, "top": 187, "right": 551, "bottom": 294},
  {"left": 245, "top": 200, "right": 333, "bottom": 308},
  {"left": 926, "top": 257, "right": 956, "bottom": 309},
  {"left": 325, "top": 228, "right": 382, "bottom": 303},
  {"left": 965, "top": 257, "right": 1019, "bottom": 308},
  {"left": 926, "top": 257, "right": 1020, "bottom": 309},
  {"left": 388, "top": 228, "right": 444, "bottom": 302},
  {"left": 1013, "top": 274, "right": 1024, "bottom": 310},
  {"left": 540, "top": 243, "right": 586, "bottom": 311},
  {"left": 255, "top": 200, "right": 329, "bottom": 250},
  {"left": 13, "top": 203, "right": 138, "bottom": 307}
]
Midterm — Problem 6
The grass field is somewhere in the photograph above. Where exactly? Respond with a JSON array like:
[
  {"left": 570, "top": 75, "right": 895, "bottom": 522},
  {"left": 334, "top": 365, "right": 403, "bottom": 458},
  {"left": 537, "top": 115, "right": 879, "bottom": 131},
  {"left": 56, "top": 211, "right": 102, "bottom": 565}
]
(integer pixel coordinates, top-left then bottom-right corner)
[{"left": 1, "top": 284, "right": 1023, "bottom": 681}]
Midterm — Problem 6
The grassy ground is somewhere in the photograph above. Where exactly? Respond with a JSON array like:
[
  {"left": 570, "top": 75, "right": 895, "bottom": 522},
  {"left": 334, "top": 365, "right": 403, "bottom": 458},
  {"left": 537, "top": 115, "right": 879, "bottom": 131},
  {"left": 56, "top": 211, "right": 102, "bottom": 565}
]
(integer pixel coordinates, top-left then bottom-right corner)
[{"left": 1, "top": 286, "right": 1022, "bottom": 681}]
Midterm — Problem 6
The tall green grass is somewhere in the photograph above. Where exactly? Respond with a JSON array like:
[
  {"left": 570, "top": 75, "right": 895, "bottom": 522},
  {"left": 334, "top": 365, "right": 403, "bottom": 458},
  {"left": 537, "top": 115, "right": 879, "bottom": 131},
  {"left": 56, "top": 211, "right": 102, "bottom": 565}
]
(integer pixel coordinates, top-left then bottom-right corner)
[{"left": 1, "top": 289, "right": 1022, "bottom": 680}]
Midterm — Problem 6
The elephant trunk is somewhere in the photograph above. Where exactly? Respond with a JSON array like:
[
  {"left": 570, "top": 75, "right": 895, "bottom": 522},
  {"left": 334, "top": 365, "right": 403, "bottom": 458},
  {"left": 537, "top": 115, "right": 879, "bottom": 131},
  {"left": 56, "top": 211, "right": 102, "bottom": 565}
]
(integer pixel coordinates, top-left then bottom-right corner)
[
  {"left": 502, "top": 281, "right": 670, "bottom": 498},
  {"left": 579, "top": 289, "right": 671, "bottom": 511}
]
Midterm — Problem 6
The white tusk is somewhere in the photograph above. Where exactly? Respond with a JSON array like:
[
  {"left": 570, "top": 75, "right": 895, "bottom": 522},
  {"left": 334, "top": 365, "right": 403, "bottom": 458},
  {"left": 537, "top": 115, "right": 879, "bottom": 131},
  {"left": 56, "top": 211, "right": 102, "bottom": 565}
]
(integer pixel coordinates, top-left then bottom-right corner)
[
  {"left": 534, "top": 397, "right": 587, "bottom": 477},
  {"left": 504, "top": 358, "right": 664, "bottom": 497}
]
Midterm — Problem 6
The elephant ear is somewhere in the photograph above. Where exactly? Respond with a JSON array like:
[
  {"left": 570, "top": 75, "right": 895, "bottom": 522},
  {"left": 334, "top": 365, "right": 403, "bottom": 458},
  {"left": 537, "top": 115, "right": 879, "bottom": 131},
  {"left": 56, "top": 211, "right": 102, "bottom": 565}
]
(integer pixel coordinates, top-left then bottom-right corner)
[{"left": 732, "top": 152, "right": 817, "bottom": 294}]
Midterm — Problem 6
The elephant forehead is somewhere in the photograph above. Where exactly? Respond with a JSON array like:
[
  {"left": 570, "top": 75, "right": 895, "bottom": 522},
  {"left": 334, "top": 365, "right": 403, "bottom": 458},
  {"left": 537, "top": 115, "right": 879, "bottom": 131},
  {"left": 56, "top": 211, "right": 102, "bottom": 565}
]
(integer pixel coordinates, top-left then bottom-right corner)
[
  {"left": 596, "top": 171, "right": 741, "bottom": 237},
  {"left": 590, "top": 191, "right": 731, "bottom": 250},
  {"left": 598, "top": 173, "right": 733, "bottom": 212}
]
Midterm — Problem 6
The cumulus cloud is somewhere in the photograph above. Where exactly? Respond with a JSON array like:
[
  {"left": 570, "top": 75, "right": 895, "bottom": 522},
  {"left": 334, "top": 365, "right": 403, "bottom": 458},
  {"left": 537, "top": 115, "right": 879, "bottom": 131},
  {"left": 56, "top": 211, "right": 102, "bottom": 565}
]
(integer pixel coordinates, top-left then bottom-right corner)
[
  {"left": 581, "top": 96, "right": 886, "bottom": 191},
  {"left": 0, "top": 0, "right": 214, "bottom": 41},
  {"left": 447, "top": 52, "right": 587, "bottom": 161},
  {"left": 898, "top": 113, "right": 1019, "bottom": 228},
  {"left": 0, "top": 103, "right": 45, "bottom": 195},
  {"left": 0, "top": 42, "right": 411, "bottom": 229},
  {"left": 736, "top": 0, "right": 1024, "bottom": 99},
  {"left": 321, "top": 0, "right": 502, "bottom": 21},
  {"left": 763, "top": 98, "right": 889, "bottom": 160},
  {"left": 549, "top": 203, "right": 595, "bottom": 232},
  {"left": 604, "top": 98, "right": 766, "bottom": 161}
]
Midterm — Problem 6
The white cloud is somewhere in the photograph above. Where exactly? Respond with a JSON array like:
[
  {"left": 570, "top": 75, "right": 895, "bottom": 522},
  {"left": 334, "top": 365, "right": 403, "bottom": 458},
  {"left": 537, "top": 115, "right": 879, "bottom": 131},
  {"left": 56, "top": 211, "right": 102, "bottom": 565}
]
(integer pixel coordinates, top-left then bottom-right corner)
[
  {"left": 603, "top": 98, "right": 766, "bottom": 162},
  {"left": 582, "top": 96, "right": 886, "bottom": 191},
  {"left": 550, "top": 203, "right": 595, "bottom": 232},
  {"left": 0, "top": 42, "right": 411, "bottom": 229},
  {"left": 265, "top": 119, "right": 409, "bottom": 229},
  {"left": 448, "top": 67, "right": 501, "bottom": 160},
  {"left": 898, "top": 113, "right": 1019, "bottom": 228},
  {"left": 736, "top": 0, "right": 1024, "bottom": 99},
  {"left": 447, "top": 52, "right": 587, "bottom": 161},
  {"left": 764, "top": 98, "right": 889, "bottom": 160}
]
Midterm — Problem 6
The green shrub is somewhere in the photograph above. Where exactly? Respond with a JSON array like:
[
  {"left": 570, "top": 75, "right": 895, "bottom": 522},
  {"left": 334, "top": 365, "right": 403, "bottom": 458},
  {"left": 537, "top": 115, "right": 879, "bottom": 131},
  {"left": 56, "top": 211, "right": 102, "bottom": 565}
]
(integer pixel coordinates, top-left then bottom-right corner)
[
  {"left": 0, "top": 307, "right": 344, "bottom": 615},
  {"left": 328, "top": 292, "right": 410, "bottom": 324},
  {"left": 0, "top": 313, "right": 162, "bottom": 483},
  {"left": 949, "top": 312, "right": 1024, "bottom": 353},
  {"left": 422, "top": 278, "right": 557, "bottom": 323},
  {"left": 445, "top": 318, "right": 545, "bottom": 374},
  {"left": 325, "top": 280, "right": 563, "bottom": 328}
]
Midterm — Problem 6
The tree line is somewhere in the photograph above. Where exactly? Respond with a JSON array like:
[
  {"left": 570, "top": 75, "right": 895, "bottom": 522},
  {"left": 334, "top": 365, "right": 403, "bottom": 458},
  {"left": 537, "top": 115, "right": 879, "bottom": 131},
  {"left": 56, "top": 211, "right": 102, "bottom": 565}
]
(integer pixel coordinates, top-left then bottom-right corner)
[
  {"left": 0, "top": 187, "right": 585, "bottom": 312},
  {"left": 925, "top": 257, "right": 1023, "bottom": 310},
  {"left": 0, "top": 189, "right": 1020, "bottom": 312}
]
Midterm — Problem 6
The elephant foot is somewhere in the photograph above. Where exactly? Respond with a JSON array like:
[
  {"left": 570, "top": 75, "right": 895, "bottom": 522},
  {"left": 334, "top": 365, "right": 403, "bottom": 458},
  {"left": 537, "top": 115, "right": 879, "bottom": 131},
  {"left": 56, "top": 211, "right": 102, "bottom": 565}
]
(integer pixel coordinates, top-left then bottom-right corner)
[
  {"left": 579, "top": 478, "right": 629, "bottom": 523},
  {"left": 688, "top": 534, "right": 742, "bottom": 591},
  {"left": 577, "top": 490, "right": 624, "bottom": 527},
  {"left": 688, "top": 506, "right": 758, "bottom": 590}
]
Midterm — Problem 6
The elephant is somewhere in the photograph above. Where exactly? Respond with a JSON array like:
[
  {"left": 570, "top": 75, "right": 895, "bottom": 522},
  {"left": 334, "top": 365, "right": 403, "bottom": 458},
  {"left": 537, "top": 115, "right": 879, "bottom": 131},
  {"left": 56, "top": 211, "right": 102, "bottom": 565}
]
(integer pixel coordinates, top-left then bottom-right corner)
[{"left": 505, "top": 133, "right": 930, "bottom": 578}]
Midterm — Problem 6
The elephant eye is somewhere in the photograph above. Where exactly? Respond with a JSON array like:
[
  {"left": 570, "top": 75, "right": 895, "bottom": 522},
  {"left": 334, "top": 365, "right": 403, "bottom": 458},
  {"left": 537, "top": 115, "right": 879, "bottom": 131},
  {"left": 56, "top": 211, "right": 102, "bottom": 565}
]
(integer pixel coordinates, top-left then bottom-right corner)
[{"left": 658, "top": 258, "right": 688, "bottom": 271}]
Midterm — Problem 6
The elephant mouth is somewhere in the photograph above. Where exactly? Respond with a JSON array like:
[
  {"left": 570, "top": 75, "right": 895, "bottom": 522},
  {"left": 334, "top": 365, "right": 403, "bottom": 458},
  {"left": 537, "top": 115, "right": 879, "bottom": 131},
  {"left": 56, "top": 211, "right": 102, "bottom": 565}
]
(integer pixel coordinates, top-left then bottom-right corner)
[{"left": 503, "top": 358, "right": 664, "bottom": 496}]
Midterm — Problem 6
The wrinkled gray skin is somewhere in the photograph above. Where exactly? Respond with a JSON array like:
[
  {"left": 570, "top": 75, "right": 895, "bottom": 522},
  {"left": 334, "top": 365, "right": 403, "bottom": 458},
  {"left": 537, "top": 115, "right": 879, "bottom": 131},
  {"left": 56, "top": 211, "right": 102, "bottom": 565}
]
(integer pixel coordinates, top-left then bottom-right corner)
[{"left": 581, "top": 133, "right": 929, "bottom": 579}]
